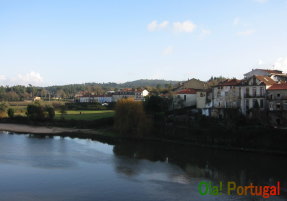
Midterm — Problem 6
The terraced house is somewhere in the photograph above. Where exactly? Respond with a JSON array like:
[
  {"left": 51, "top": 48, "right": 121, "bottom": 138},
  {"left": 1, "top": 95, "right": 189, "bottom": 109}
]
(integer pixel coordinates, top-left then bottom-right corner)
[{"left": 240, "top": 75, "right": 275, "bottom": 115}]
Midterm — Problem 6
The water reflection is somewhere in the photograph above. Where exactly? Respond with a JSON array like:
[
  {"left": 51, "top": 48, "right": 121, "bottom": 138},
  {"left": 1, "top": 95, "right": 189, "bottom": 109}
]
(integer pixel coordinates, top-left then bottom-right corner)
[
  {"left": 112, "top": 141, "right": 287, "bottom": 198},
  {"left": 0, "top": 132, "right": 286, "bottom": 201}
]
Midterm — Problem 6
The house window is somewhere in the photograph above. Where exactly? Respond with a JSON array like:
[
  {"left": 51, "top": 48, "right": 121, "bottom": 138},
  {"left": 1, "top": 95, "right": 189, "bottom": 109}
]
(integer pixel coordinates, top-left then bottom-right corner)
[
  {"left": 260, "top": 87, "right": 263, "bottom": 96},
  {"left": 270, "top": 94, "right": 273, "bottom": 100},
  {"left": 260, "top": 99, "right": 264, "bottom": 108},
  {"left": 253, "top": 87, "right": 256, "bottom": 97},
  {"left": 184, "top": 95, "right": 186, "bottom": 101},
  {"left": 277, "top": 94, "right": 281, "bottom": 98},
  {"left": 253, "top": 99, "right": 258, "bottom": 108},
  {"left": 246, "top": 87, "right": 250, "bottom": 97},
  {"left": 245, "top": 99, "right": 249, "bottom": 110},
  {"left": 276, "top": 103, "right": 281, "bottom": 110}
]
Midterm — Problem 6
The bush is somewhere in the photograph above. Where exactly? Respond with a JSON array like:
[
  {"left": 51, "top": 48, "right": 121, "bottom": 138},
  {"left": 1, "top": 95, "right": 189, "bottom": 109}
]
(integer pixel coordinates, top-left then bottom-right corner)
[
  {"left": 114, "top": 98, "right": 151, "bottom": 137},
  {"left": 7, "top": 108, "right": 15, "bottom": 118},
  {"left": 0, "top": 102, "right": 8, "bottom": 118},
  {"left": 45, "top": 105, "right": 55, "bottom": 120},
  {"left": 26, "top": 103, "right": 55, "bottom": 121}
]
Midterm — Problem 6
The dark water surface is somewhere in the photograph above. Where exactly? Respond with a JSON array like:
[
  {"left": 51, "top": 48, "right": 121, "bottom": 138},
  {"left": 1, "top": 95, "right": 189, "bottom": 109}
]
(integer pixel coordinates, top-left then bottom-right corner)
[{"left": 0, "top": 132, "right": 286, "bottom": 201}]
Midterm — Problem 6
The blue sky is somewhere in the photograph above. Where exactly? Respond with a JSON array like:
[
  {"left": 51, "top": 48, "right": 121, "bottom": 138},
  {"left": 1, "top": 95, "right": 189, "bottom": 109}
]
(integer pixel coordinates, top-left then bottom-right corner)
[{"left": 1, "top": 0, "right": 287, "bottom": 86}]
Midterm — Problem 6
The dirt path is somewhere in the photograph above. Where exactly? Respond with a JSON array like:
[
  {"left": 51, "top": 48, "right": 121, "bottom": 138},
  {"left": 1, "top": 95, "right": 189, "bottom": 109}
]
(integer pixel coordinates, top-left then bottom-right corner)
[{"left": 0, "top": 123, "right": 95, "bottom": 135}]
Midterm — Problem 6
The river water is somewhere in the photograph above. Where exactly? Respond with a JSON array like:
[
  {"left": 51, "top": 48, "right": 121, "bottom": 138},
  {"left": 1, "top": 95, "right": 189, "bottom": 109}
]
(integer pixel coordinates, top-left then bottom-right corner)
[{"left": 0, "top": 132, "right": 286, "bottom": 201}]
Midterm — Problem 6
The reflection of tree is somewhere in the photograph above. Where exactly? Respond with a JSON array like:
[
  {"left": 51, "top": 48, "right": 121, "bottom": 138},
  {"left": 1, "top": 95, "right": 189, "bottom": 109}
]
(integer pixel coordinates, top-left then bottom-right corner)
[{"left": 112, "top": 141, "right": 287, "bottom": 189}]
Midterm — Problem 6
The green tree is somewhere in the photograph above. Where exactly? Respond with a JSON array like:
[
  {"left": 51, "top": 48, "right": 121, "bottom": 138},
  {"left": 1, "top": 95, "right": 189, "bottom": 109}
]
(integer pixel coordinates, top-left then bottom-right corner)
[
  {"left": 59, "top": 105, "right": 67, "bottom": 119},
  {"left": 114, "top": 98, "right": 150, "bottom": 136},
  {"left": 0, "top": 102, "right": 8, "bottom": 118},
  {"left": 26, "top": 103, "right": 55, "bottom": 121},
  {"left": 7, "top": 108, "right": 15, "bottom": 118}
]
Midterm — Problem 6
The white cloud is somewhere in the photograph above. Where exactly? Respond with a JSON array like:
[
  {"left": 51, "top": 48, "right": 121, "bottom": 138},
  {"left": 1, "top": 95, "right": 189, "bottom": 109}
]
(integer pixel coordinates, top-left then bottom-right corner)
[
  {"left": 159, "top": 21, "right": 169, "bottom": 29},
  {"left": 274, "top": 57, "right": 287, "bottom": 70},
  {"left": 147, "top": 20, "right": 169, "bottom": 32},
  {"left": 0, "top": 71, "right": 45, "bottom": 86},
  {"left": 237, "top": 29, "right": 256, "bottom": 36},
  {"left": 147, "top": 20, "right": 198, "bottom": 34},
  {"left": 173, "top": 20, "right": 196, "bottom": 33},
  {"left": 162, "top": 46, "right": 173, "bottom": 56}
]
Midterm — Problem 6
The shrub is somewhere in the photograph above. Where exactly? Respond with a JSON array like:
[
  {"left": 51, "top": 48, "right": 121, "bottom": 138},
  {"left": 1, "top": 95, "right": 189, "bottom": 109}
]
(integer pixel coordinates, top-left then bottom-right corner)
[
  {"left": 7, "top": 108, "right": 15, "bottom": 118},
  {"left": 114, "top": 98, "right": 151, "bottom": 136},
  {"left": 45, "top": 105, "right": 55, "bottom": 120},
  {"left": 0, "top": 102, "right": 8, "bottom": 118},
  {"left": 26, "top": 103, "right": 55, "bottom": 121}
]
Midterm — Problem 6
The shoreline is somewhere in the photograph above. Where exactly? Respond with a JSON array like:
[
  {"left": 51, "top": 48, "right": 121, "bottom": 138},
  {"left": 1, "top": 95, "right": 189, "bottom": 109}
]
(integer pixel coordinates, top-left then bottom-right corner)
[{"left": 1, "top": 123, "right": 287, "bottom": 156}]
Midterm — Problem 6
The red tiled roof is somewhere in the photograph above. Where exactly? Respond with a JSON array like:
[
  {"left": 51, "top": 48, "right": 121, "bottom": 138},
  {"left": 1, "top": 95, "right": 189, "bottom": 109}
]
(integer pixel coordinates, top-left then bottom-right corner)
[
  {"left": 268, "top": 83, "right": 287, "bottom": 90},
  {"left": 255, "top": 76, "right": 276, "bottom": 85},
  {"left": 176, "top": 88, "right": 197, "bottom": 94},
  {"left": 218, "top": 79, "right": 241, "bottom": 86}
]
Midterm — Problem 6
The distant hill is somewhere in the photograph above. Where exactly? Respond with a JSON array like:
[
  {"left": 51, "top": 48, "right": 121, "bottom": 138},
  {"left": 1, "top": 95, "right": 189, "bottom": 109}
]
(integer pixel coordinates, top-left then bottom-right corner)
[
  {"left": 118, "top": 79, "right": 180, "bottom": 88},
  {"left": 84, "top": 79, "right": 181, "bottom": 88}
]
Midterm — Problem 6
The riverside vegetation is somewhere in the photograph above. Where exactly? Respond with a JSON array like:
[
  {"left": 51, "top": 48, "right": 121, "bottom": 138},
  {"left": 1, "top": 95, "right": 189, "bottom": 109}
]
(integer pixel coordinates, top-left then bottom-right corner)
[{"left": 0, "top": 96, "right": 287, "bottom": 154}]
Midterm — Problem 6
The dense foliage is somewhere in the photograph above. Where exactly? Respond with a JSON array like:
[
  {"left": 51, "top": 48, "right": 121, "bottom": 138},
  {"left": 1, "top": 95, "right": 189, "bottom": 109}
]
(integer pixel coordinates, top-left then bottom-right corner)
[
  {"left": 114, "top": 98, "right": 151, "bottom": 136},
  {"left": 26, "top": 102, "right": 55, "bottom": 121},
  {"left": 0, "top": 102, "right": 8, "bottom": 118}
]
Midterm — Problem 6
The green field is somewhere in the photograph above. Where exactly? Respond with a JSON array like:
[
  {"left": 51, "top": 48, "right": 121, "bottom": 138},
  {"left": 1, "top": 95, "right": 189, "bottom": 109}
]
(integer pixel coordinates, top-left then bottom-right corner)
[{"left": 55, "top": 110, "right": 115, "bottom": 120}]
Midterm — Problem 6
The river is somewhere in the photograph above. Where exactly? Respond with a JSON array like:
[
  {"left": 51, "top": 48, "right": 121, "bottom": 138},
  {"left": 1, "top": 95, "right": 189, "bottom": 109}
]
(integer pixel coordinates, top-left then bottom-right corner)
[{"left": 0, "top": 132, "right": 286, "bottom": 201}]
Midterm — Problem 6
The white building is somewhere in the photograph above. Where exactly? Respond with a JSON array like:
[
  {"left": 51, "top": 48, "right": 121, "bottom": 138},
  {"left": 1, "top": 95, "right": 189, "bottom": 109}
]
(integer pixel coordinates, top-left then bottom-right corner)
[
  {"left": 173, "top": 88, "right": 197, "bottom": 109},
  {"left": 240, "top": 75, "right": 275, "bottom": 115},
  {"left": 244, "top": 69, "right": 283, "bottom": 79},
  {"left": 212, "top": 79, "right": 241, "bottom": 109},
  {"left": 78, "top": 95, "right": 112, "bottom": 103},
  {"left": 112, "top": 89, "right": 149, "bottom": 102}
]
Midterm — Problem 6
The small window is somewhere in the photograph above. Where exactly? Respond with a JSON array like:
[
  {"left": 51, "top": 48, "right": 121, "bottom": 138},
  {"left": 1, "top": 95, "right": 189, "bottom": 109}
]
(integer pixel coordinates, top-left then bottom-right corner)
[
  {"left": 246, "top": 87, "right": 250, "bottom": 96},
  {"left": 253, "top": 87, "right": 256, "bottom": 96},
  {"left": 260, "top": 99, "right": 264, "bottom": 108},
  {"left": 276, "top": 103, "right": 281, "bottom": 110},
  {"left": 260, "top": 87, "right": 264, "bottom": 96},
  {"left": 184, "top": 95, "right": 186, "bottom": 101},
  {"left": 277, "top": 94, "right": 281, "bottom": 98},
  {"left": 253, "top": 99, "right": 257, "bottom": 107}
]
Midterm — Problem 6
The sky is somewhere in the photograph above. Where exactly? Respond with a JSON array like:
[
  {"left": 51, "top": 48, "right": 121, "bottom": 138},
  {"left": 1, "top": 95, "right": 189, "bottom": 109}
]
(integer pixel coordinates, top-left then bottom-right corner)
[{"left": 1, "top": 0, "right": 287, "bottom": 86}]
